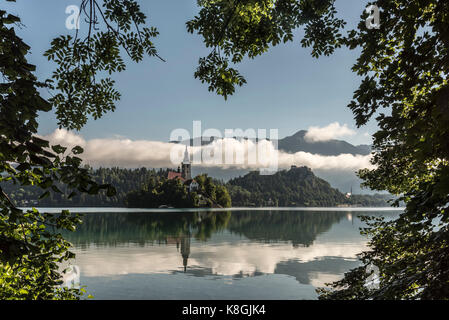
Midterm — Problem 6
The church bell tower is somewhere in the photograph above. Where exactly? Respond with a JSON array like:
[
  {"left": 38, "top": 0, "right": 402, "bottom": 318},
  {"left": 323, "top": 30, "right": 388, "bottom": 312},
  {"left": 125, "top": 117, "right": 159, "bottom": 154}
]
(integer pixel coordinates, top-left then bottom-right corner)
[{"left": 181, "top": 146, "right": 191, "bottom": 180}]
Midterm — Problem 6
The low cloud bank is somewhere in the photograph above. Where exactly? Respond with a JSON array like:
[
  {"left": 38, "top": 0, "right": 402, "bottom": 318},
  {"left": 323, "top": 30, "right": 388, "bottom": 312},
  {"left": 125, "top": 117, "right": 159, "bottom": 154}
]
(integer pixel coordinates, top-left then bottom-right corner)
[
  {"left": 41, "top": 129, "right": 373, "bottom": 171},
  {"left": 305, "top": 122, "right": 356, "bottom": 142}
]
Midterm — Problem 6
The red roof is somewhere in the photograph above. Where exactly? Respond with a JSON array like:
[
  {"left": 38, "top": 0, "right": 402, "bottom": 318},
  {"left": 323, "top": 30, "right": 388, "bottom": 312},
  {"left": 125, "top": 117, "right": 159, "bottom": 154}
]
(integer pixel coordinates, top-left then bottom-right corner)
[{"left": 167, "top": 171, "right": 184, "bottom": 181}]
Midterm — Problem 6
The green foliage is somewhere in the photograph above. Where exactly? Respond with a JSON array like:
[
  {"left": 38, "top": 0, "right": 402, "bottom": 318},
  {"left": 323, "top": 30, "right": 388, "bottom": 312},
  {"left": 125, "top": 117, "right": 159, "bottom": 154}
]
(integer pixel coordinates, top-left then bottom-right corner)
[
  {"left": 1, "top": 167, "right": 164, "bottom": 207},
  {"left": 1, "top": 0, "right": 159, "bottom": 299},
  {"left": 0, "top": 5, "right": 104, "bottom": 299},
  {"left": 0, "top": 208, "right": 84, "bottom": 299},
  {"left": 216, "top": 184, "right": 232, "bottom": 208},
  {"left": 195, "top": 51, "right": 246, "bottom": 100},
  {"left": 187, "top": 0, "right": 345, "bottom": 98},
  {"left": 316, "top": 0, "right": 449, "bottom": 299},
  {"left": 188, "top": 0, "right": 447, "bottom": 300},
  {"left": 44, "top": 0, "right": 161, "bottom": 130},
  {"left": 188, "top": 0, "right": 449, "bottom": 300},
  {"left": 126, "top": 174, "right": 232, "bottom": 208}
]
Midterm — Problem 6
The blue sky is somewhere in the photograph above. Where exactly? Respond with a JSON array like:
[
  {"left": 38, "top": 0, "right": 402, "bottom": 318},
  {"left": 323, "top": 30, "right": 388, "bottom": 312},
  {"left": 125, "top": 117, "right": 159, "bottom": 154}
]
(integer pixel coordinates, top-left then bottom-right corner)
[{"left": 6, "top": 0, "right": 376, "bottom": 145}]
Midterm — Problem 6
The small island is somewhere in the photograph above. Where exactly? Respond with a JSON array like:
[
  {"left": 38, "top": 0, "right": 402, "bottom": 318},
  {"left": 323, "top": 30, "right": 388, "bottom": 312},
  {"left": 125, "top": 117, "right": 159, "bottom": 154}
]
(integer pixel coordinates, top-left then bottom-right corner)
[
  {"left": 125, "top": 146, "right": 231, "bottom": 208},
  {"left": 123, "top": 147, "right": 391, "bottom": 209},
  {"left": 125, "top": 174, "right": 232, "bottom": 209}
]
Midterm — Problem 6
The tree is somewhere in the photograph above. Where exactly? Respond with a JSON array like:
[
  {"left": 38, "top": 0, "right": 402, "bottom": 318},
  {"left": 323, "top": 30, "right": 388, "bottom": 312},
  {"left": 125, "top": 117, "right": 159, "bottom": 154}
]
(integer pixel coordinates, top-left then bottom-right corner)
[
  {"left": 317, "top": 0, "right": 449, "bottom": 299},
  {"left": 186, "top": 0, "right": 345, "bottom": 99},
  {"left": 1, "top": 0, "right": 161, "bottom": 299},
  {"left": 216, "top": 185, "right": 232, "bottom": 208},
  {"left": 125, "top": 174, "right": 232, "bottom": 208},
  {"left": 188, "top": 0, "right": 449, "bottom": 299}
]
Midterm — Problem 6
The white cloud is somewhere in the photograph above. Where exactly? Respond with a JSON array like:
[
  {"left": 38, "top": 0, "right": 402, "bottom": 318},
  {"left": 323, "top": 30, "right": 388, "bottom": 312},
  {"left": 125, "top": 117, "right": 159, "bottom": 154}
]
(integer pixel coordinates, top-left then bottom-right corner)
[
  {"left": 40, "top": 129, "right": 373, "bottom": 171},
  {"left": 277, "top": 151, "right": 373, "bottom": 171},
  {"left": 304, "top": 122, "right": 356, "bottom": 142}
]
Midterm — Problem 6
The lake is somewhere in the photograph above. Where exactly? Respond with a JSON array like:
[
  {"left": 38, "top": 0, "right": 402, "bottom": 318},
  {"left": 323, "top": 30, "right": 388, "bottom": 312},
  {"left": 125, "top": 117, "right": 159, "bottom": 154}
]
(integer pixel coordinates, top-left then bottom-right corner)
[{"left": 48, "top": 207, "right": 402, "bottom": 300}]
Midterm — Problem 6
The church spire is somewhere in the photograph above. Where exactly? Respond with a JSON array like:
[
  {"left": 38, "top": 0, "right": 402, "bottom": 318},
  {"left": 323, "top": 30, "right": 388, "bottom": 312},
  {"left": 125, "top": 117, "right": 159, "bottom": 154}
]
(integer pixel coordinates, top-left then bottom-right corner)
[
  {"left": 181, "top": 145, "right": 192, "bottom": 180},
  {"left": 183, "top": 145, "right": 190, "bottom": 164}
]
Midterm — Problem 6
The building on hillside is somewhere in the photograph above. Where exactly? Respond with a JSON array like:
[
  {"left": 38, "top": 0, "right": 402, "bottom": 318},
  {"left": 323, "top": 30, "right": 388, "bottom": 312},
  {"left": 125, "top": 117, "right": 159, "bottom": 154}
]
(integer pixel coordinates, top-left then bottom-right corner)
[
  {"left": 167, "top": 169, "right": 184, "bottom": 181},
  {"left": 184, "top": 179, "right": 199, "bottom": 193}
]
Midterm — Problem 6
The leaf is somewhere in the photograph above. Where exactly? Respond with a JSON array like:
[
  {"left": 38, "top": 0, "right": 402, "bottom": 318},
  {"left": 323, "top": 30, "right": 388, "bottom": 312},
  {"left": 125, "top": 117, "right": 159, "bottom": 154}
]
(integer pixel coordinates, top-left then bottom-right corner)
[
  {"left": 71, "top": 146, "right": 84, "bottom": 155},
  {"left": 51, "top": 185, "right": 62, "bottom": 194},
  {"left": 15, "top": 163, "right": 31, "bottom": 171},
  {"left": 51, "top": 145, "right": 67, "bottom": 154}
]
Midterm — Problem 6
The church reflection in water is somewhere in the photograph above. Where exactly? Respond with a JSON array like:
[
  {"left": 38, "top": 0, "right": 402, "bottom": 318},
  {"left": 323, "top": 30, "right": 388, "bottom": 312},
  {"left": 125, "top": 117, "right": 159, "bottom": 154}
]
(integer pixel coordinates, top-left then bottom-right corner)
[{"left": 166, "top": 234, "right": 191, "bottom": 273}]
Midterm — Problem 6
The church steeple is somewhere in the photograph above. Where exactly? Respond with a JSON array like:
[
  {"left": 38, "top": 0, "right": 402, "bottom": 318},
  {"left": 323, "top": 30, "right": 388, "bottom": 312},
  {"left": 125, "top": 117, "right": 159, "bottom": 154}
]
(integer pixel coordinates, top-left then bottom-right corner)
[
  {"left": 183, "top": 145, "right": 190, "bottom": 164},
  {"left": 181, "top": 145, "right": 191, "bottom": 180}
]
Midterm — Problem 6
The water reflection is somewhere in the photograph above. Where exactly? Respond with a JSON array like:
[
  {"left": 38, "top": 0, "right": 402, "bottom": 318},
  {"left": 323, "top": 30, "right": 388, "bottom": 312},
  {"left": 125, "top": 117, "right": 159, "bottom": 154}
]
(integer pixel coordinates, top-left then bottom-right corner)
[
  {"left": 62, "top": 209, "right": 400, "bottom": 299},
  {"left": 65, "top": 210, "right": 349, "bottom": 246}
]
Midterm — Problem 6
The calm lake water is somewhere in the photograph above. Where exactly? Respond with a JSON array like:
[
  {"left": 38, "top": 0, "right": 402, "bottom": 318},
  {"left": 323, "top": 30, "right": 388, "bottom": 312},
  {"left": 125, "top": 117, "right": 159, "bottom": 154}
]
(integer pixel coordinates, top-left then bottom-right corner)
[{"left": 46, "top": 207, "right": 402, "bottom": 300}]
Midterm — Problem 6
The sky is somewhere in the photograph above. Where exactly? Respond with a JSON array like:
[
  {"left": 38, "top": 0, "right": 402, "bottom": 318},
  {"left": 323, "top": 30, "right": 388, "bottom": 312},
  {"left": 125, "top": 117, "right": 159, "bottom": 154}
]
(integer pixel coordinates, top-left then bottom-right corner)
[{"left": 6, "top": 0, "right": 377, "bottom": 146}]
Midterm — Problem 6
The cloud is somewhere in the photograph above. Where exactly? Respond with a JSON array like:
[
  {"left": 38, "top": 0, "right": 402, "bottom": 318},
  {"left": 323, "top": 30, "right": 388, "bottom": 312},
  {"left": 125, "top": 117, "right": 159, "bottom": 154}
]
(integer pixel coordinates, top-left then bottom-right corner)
[
  {"left": 40, "top": 129, "right": 373, "bottom": 171},
  {"left": 277, "top": 151, "right": 373, "bottom": 171},
  {"left": 304, "top": 122, "right": 356, "bottom": 142}
]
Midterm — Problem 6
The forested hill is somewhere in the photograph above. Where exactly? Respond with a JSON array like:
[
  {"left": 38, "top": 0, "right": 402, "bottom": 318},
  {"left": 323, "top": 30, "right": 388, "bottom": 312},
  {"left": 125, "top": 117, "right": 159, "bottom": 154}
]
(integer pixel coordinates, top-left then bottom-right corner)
[{"left": 227, "top": 166, "right": 390, "bottom": 207}]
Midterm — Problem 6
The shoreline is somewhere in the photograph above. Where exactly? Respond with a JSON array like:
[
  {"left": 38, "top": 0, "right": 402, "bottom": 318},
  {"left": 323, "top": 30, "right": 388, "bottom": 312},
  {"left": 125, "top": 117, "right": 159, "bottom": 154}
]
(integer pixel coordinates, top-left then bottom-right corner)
[{"left": 19, "top": 206, "right": 405, "bottom": 213}]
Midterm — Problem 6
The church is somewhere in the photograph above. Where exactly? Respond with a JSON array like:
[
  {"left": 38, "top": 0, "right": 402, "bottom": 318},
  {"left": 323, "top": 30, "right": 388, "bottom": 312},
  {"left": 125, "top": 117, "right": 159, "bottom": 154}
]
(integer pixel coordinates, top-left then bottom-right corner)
[{"left": 167, "top": 146, "right": 199, "bottom": 192}]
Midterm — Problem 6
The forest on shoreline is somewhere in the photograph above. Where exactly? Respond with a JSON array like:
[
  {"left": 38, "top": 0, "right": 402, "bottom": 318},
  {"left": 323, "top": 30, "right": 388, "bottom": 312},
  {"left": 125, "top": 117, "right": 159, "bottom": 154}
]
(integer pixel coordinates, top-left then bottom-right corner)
[{"left": 1, "top": 166, "right": 393, "bottom": 208}]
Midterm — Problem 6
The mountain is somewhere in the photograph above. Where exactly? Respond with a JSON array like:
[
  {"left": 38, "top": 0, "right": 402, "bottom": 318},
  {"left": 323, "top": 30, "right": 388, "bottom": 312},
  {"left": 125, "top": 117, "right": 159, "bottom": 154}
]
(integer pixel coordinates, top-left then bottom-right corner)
[
  {"left": 277, "top": 130, "right": 371, "bottom": 155},
  {"left": 276, "top": 130, "right": 374, "bottom": 194},
  {"left": 227, "top": 166, "right": 390, "bottom": 207},
  {"left": 177, "top": 130, "right": 373, "bottom": 193},
  {"left": 227, "top": 166, "right": 345, "bottom": 207},
  {"left": 172, "top": 130, "right": 371, "bottom": 156}
]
